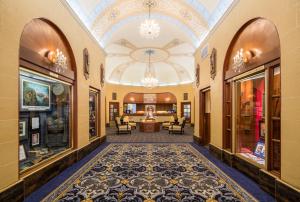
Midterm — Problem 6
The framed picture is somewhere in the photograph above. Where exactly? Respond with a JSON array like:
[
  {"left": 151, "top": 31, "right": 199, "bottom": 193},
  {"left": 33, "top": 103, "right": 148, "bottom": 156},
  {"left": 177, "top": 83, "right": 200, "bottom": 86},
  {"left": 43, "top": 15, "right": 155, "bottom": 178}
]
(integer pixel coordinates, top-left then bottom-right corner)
[
  {"left": 31, "top": 133, "right": 40, "bottom": 146},
  {"left": 254, "top": 141, "right": 265, "bottom": 159},
  {"left": 21, "top": 78, "right": 51, "bottom": 111},
  {"left": 100, "top": 64, "right": 105, "bottom": 87},
  {"left": 83, "top": 48, "right": 90, "bottom": 80},
  {"left": 19, "top": 118, "right": 28, "bottom": 140},
  {"left": 195, "top": 64, "right": 200, "bottom": 87},
  {"left": 259, "top": 120, "right": 266, "bottom": 139},
  {"left": 19, "top": 144, "right": 27, "bottom": 161},
  {"left": 31, "top": 117, "right": 40, "bottom": 129}
]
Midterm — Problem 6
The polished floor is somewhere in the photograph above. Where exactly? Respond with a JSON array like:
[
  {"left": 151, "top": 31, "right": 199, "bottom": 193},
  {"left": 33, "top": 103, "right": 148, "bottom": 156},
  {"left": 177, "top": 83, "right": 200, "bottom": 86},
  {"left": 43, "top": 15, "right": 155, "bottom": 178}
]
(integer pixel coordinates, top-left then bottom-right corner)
[
  {"left": 43, "top": 144, "right": 256, "bottom": 202},
  {"left": 106, "top": 124, "right": 193, "bottom": 143}
]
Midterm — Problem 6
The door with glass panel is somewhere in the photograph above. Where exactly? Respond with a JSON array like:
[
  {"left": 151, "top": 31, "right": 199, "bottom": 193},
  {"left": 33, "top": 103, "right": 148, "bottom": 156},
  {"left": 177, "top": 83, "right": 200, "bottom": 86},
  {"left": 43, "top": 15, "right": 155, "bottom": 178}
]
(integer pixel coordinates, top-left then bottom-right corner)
[
  {"left": 235, "top": 72, "right": 266, "bottom": 166},
  {"left": 109, "top": 102, "right": 119, "bottom": 125},
  {"left": 181, "top": 102, "right": 191, "bottom": 122}
]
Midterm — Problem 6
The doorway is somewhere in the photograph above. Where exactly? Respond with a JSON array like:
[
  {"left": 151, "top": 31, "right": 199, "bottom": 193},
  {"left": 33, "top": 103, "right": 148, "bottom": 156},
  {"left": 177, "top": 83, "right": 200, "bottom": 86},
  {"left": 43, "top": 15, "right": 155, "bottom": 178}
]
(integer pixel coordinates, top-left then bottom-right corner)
[
  {"left": 109, "top": 102, "right": 119, "bottom": 126},
  {"left": 181, "top": 102, "right": 191, "bottom": 123},
  {"left": 200, "top": 88, "right": 211, "bottom": 146}
]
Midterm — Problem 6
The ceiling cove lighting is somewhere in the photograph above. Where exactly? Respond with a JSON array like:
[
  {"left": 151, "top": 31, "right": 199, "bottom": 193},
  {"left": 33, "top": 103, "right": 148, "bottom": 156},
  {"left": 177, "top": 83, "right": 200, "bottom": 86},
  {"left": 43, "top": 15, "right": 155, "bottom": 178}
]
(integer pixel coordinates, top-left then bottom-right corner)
[
  {"left": 141, "top": 49, "right": 159, "bottom": 88},
  {"left": 139, "top": 0, "right": 160, "bottom": 39}
]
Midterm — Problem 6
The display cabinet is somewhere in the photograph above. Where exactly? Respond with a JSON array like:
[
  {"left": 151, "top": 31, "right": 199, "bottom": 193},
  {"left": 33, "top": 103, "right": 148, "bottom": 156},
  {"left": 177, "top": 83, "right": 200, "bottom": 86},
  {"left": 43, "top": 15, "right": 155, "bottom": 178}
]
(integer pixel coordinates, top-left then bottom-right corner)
[
  {"left": 89, "top": 89, "right": 100, "bottom": 140},
  {"left": 236, "top": 73, "right": 266, "bottom": 166},
  {"left": 19, "top": 69, "right": 72, "bottom": 172}
]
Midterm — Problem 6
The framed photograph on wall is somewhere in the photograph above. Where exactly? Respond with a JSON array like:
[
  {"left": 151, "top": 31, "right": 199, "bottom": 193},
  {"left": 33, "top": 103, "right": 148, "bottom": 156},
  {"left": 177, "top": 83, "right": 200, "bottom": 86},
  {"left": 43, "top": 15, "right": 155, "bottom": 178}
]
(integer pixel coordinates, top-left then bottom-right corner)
[
  {"left": 31, "top": 133, "right": 40, "bottom": 146},
  {"left": 259, "top": 120, "right": 266, "bottom": 139},
  {"left": 21, "top": 78, "right": 51, "bottom": 111},
  {"left": 31, "top": 117, "right": 40, "bottom": 129},
  {"left": 19, "top": 118, "right": 28, "bottom": 140},
  {"left": 19, "top": 144, "right": 27, "bottom": 161}
]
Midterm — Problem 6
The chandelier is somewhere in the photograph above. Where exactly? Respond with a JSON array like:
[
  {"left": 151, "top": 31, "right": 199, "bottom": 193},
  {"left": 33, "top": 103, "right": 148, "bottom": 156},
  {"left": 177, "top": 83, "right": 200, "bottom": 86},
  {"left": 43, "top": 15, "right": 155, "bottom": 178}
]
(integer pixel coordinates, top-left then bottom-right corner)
[
  {"left": 141, "top": 49, "right": 159, "bottom": 88},
  {"left": 139, "top": 0, "right": 160, "bottom": 39}
]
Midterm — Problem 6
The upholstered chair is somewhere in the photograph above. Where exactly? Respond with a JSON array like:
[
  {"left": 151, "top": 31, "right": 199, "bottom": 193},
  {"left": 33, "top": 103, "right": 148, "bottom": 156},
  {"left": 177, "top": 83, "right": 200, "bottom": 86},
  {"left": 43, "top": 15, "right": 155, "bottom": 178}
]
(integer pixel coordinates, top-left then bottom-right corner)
[
  {"left": 168, "top": 117, "right": 186, "bottom": 134},
  {"left": 115, "top": 117, "right": 131, "bottom": 134}
]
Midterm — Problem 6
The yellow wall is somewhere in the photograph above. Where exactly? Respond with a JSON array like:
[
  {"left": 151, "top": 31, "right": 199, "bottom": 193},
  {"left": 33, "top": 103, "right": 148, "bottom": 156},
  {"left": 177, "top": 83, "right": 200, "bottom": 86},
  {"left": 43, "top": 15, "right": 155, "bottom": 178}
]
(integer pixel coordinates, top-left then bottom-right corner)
[
  {"left": 194, "top": 0, "right": 300, "bottom": 189},
  {"left": 0, "top": 0, "right": 106, "bottom": 190},
  {"left": 105, "top": 83, "right": 195, "bottom": 124}
]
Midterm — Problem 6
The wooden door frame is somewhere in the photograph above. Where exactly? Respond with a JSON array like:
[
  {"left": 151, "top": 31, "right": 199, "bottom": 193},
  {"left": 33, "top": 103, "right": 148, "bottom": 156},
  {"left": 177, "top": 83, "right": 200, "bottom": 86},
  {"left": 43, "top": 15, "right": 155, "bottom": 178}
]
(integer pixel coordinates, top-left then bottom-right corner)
[
  {"left": 181, "top": 102, "right": 191, "bottom": 123},
  {"left": 109, "top": 102, "right": 119, "bottom": 122},
  {"left": 199, "top": 87, "right": 211, "bottom": 145}
]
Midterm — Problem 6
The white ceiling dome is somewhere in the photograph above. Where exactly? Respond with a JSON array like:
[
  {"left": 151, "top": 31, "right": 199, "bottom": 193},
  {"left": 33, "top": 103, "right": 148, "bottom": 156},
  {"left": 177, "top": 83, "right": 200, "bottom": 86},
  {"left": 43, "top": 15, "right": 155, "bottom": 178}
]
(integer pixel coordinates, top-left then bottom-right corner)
[{"left": 63, "top": 0, "right": 237, "bottom": 86}]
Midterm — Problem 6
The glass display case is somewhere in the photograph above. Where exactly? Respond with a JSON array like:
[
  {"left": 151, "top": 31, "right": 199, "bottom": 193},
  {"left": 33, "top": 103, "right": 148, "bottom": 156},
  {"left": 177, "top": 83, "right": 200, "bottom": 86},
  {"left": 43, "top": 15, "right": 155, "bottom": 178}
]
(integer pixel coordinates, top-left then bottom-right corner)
[
  {"left": 89, "top": 89, "right": 99, "bottom": 139},
  {"left": 19, "top": 69, "right": 72, "bottom": 172},
  {"left": 236, "top": 73, "right": 266, "bottom": 165}
]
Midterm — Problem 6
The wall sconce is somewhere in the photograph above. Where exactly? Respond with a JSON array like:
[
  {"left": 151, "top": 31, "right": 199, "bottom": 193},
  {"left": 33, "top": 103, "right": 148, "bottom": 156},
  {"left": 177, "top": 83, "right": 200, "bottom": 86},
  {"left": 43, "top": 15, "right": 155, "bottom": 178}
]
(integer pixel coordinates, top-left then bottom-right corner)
[
  {"left": 233, "top": 48, "right": 256, "bottom": 73},
  {"left": 45, "top": 49, "right": 68, "bottom": 70},
  {"left": 130, "top": 97, "right": 135, "bottom": 102}
]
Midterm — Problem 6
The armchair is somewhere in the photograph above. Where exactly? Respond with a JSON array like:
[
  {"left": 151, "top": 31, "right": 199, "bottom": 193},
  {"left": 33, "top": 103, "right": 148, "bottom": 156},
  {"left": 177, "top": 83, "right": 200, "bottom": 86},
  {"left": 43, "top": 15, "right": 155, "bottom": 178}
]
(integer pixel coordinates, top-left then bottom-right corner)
[
  {"left": 123, "top": 116, "right": 137, "bottom": 129},
  {"left": 169, "top": 117, "right": 186, "bottom": 134},
  {"left": 162, "top": 116, "right": 175, "bottom": 129},
  {"left": 115, "top": 117, "right": 131, "bottom": 134}
]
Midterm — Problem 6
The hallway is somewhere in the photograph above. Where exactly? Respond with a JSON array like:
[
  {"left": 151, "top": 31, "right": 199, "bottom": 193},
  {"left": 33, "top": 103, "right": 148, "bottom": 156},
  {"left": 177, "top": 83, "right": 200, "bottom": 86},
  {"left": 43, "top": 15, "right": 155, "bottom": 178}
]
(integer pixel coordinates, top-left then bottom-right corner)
[{"left": 29, "top": 143, "right": 273, "bottom": 202}]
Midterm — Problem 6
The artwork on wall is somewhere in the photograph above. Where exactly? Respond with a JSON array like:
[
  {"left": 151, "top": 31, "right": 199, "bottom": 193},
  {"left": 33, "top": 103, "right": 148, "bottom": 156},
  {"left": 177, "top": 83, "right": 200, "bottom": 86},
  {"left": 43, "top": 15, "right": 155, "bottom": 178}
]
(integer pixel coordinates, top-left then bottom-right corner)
[
  {"left": 195, "top": 64, "right": 200, "bottom": 87},
  {"left": 19, "top": 118, "right": 28, "bottom": 141},
  {"left": 210, "top": 48, "right": 217, "bottom": 80},
  {"left": 112, "top": 92, "right": 117, "bottom": 100},
  {"left": 259, "top": 120, "right": 266, "bottom": 139},
  {"left": 254, "top": 141, "right": 265, "bottom": 158},
  {"left": 83, "top": 48, "right": 90, "bottom": 80},
  {"left": 31, "top": 133, "right": 40, "bottom": 146},
  {"left": 19, "top": 144, "right": 27, "bottom": 161},
  {"left": 31, "top": 117, "right": 40, "bottom": 129},
  {"left": 100, "top": 64, "right": 105, "bottom": 87},
  {"left": 21, "top": 78, "right": 50, "bottom": 111},
  {"left": 183, "top": 93, "right": 188, "bottom": 101}
]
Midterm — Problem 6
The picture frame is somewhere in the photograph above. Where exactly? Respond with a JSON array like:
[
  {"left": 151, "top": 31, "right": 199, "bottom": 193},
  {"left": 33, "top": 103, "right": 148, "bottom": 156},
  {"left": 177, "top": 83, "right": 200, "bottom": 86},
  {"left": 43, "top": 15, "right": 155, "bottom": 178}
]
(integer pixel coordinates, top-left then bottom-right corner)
[
  {"left": 21, "top": 77, "right": 51, "bottom": 111},
  {"left": 210, "top": 48, "right": 217, "bottom": 80},
  {"left": 19, "top": 144, "right": 27, "bottom": 161},
  {"left": 195, "top": 64, "right": 200, "bottom": 87},
  {"left": 100, "top": 64, "right": 105, "bottom": 87},
  {"left": 254, "top": 141, "right": 265, "bottom": 158},
  {"left": 31, "top": 117, "right": 40, "bottom": 130},
  {"left": 259, "top": 120, "right": 266, "bottom": 139},
  {"left": 19, "top": 118, "right": 28, "bottom": 140},
  {"left": 31, "top": 133, "right": 40, "bottom": 146},
  {"left": 83, "top": 48, "right": 90, "bottom": 80}
]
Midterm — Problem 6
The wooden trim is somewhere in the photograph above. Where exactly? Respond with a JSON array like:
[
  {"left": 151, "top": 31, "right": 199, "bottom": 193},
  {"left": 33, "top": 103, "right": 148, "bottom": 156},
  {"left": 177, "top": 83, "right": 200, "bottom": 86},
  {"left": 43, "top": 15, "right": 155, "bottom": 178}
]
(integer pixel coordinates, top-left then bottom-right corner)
[
  {"left": 199, "top": 87, "right": 211, "bottom": 145},
  {"left": 180, "top": 102, "right": 191, "bottom": 123}
]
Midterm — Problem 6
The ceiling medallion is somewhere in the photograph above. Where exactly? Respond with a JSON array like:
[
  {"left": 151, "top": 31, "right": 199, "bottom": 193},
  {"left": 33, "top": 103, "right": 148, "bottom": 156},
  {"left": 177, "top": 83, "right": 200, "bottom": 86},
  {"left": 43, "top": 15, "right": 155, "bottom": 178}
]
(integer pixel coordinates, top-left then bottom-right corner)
[
  {"left": 140, "top": 0, "right": 160, "bottom": 39},
  {"left": 141, "top": 49, "right": 159, "bottom": 88}
]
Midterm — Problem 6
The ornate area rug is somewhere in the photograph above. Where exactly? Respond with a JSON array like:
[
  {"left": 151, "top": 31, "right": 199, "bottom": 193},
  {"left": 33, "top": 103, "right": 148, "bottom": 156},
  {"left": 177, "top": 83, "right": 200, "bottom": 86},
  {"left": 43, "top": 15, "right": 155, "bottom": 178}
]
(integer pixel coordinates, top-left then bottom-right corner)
[{"left": 43, "top": 144, "right": 257, "bottom": 202}]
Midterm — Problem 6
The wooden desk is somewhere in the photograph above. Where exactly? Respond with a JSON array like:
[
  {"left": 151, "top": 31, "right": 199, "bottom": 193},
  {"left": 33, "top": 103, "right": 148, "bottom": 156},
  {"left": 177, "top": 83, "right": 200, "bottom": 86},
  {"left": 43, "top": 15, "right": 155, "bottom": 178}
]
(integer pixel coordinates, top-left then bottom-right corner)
[{"left": 140, "top": 121, "right": 160, "bottom": 133}]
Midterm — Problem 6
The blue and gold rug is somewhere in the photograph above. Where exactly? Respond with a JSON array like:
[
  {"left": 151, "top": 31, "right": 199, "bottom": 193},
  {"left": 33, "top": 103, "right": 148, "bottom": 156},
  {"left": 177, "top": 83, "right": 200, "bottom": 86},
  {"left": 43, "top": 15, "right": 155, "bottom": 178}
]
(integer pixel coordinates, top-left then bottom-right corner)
[{"left": 43, "top": 144, "right": 257, "bottom": 202}]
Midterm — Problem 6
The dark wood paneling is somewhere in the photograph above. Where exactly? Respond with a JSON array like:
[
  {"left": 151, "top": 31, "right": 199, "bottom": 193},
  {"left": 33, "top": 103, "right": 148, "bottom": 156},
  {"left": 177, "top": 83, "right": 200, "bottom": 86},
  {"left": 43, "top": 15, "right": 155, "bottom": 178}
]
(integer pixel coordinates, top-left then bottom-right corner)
[
  {"left": 224, "top": 18, "right": 280, "bottom": 79},
  {"left": 259, "top": 170, "right": 276, "bottom": 196},
  {"left": 20, "top": 18, "right": 76, "bottom": 74},
  {"left": 77, "top": 138, "right": 101, "bottom": 161},
  {"left": 221, "top": 150, "right": 234, "bottom": 167},
  {"left": 0, "top": 180, "right": 24, "bottom": 202},
  {"left": 275, "top": 180, "right": 300, "bottom": 202},
  {"left": 124, "top": 92, "right": 177, "bottom": 104},
  {"left": 208, "top": 144, "right": 222, "bottom": 160},
  {"left": 232, "top": 155, "right": 260, "bottom": 182},
  {"left": 23, "top": 151, "right": 77, "bottom": 196}
]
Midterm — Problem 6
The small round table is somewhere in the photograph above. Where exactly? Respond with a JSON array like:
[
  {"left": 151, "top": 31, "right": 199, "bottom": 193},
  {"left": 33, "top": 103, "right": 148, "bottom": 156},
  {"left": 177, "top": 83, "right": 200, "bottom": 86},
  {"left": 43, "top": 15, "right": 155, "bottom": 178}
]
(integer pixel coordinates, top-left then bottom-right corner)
[{"left": 140, "top": 121, "right": 160, "bottom": 133}]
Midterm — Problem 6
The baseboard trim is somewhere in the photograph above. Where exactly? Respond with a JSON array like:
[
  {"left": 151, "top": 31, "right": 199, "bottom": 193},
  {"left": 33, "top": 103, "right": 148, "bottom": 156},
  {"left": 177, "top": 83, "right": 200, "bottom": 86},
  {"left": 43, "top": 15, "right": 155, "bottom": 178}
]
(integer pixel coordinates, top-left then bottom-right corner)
[{"left": 0, "top": 135, "right": 107, "bottom": 200}]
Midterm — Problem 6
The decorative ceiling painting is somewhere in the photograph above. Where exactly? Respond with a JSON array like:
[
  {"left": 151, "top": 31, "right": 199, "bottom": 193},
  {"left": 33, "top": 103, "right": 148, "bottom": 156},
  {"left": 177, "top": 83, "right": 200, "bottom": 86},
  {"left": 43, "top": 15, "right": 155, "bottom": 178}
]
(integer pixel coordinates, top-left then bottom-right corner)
[{"left": 62, "top": 0, "right": 237, "bottom": 86}]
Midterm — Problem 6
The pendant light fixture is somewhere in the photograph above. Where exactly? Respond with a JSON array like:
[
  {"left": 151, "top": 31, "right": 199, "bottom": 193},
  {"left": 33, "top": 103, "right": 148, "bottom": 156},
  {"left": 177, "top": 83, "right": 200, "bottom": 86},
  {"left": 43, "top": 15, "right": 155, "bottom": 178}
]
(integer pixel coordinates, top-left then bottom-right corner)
[{"left": 139, "top": 0, "right": 160, "bottom": 39}]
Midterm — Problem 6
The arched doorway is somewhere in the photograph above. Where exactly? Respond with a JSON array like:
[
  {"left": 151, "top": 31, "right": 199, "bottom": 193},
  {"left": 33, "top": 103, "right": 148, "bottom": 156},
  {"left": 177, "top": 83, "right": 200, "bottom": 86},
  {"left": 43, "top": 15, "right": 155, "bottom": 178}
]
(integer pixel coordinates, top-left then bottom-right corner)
[
  {"left": 18, "top": 18, "right": 77, "bottom": 175},
  {"left": 222, "top": 18, "right": 281, "bottom": 175}
]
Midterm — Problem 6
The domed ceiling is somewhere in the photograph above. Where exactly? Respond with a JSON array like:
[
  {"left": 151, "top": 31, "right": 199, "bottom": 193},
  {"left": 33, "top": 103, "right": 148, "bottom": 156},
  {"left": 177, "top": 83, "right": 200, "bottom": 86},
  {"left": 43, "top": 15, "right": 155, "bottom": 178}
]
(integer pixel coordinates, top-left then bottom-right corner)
[{"left": 63, "top": 0, "right": 237, "bottom": 86}]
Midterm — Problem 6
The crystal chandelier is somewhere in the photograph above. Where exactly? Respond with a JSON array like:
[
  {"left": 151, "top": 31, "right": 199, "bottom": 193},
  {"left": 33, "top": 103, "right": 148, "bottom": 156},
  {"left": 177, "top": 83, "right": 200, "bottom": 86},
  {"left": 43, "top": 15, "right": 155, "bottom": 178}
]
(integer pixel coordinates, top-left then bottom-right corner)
[
  {"left": 139, "top": 0, "right": 160, "bottom": 39},
  {"left": 141, "top": 50, "right": 159, "bottom": 88}
]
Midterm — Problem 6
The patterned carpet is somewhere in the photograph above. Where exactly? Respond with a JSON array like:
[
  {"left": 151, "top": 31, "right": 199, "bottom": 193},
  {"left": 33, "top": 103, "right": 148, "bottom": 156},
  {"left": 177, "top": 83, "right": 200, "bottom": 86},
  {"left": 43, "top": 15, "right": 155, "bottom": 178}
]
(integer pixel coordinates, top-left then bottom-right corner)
[
  {"left": 43, "top": 144, "right": 257, "bottom": 202},
  {"left": 106, "top": 125, "right": 194, "bottom": 143}
]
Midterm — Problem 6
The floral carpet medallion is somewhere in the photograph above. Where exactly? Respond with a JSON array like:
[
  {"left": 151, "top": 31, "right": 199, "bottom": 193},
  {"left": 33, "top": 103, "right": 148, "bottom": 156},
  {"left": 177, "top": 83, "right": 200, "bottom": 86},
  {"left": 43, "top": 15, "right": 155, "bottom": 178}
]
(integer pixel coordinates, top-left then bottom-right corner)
[{"left": 43, "top": 144, "right": 257, "bottom": 202}]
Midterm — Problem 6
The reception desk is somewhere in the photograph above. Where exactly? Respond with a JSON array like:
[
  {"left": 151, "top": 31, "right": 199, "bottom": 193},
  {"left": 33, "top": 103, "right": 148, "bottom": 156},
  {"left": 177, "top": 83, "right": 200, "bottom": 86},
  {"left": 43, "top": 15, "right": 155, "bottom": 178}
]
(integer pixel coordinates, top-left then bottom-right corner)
[
  {"left": 125, "top": 114, "right": 175, "bottom": 123},
  {"left": 140, "top": 121, "right": 160, "bottom": 133}
]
